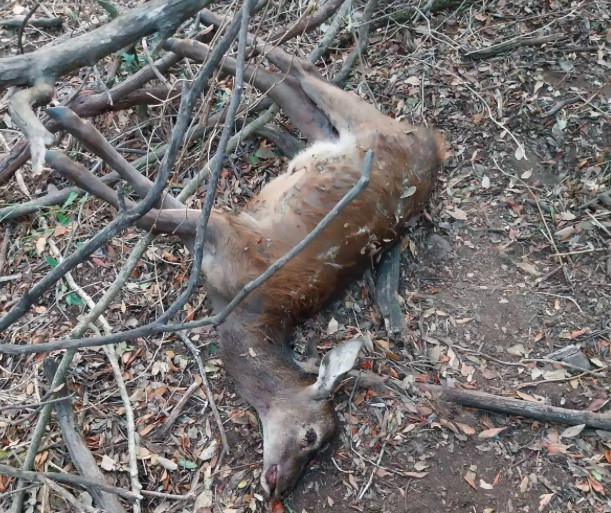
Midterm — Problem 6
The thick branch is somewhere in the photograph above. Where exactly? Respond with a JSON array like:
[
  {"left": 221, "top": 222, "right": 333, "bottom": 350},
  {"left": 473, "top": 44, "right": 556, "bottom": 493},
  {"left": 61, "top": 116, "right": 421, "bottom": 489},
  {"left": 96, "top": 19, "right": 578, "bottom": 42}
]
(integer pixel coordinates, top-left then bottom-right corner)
[
  {"left": 0, "top": 0, "right": 209, "bottom": 88},
  {"left": 8, "top": 81, "right": 55, "bottom": 174},
  {"left": 44, "top": 362, "right": 127, "bottom": 513},
  {"left": 420, "top": 384, "right": 611, "bottom": 430},
  {"left": 0, "top": 16, "right": 64, "bottom": 29}
]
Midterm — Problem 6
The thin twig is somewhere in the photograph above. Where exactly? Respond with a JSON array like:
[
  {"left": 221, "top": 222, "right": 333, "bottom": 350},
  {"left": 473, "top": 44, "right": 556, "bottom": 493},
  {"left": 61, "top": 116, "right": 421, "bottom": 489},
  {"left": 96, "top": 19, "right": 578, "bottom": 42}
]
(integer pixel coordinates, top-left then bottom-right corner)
[
  {"left": 157, "top": 380, "right": 203, "bottom": 436},
  {"left": 178, "top": 333, "right": 229, "bottom": 456},
  {"left": 0, "top": 224, "right": 12, "bottom": 274},
  {"left": 334, "top": 0, "right": 378, "bottom": 86},
  {"left": 17, "top": 1, "right": 42, "bottom": 54},
  {"left": 357, "top": 439, "right": 387, "bottom": 500}
]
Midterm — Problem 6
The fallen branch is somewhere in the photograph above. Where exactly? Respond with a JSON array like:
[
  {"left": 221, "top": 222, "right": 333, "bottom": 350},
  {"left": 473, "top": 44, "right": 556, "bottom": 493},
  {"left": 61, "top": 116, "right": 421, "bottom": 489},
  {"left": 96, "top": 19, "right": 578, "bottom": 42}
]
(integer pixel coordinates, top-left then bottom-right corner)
[
  {"left": 374, "top": 244, "right": 405, "bottom": 336},
  {"left": 44, "top": 362, "right": 127, "bottom": 513},
  {"left": 0, "top": 464, "right": 141, "bottom": 502},
  {"left": 0, "top": 173, "right": 120, "bottom": 223},
  {"left": 419, "top": 384, "right": 611, "bottom": 430},
  {"left": 461, "top": 33, "right": 569, "bottom": 61},
  {"left": 0, "top": 0, "right": 208, "bottom": 87},
  {"left": 268, "top": 0, "right": 345, "bottom": 45},
  {"left": 0, "top": 16, "right": 63, "bottom": 29},
  {"left": 8, "top": 81, "right": 55, "bottom": 174}
]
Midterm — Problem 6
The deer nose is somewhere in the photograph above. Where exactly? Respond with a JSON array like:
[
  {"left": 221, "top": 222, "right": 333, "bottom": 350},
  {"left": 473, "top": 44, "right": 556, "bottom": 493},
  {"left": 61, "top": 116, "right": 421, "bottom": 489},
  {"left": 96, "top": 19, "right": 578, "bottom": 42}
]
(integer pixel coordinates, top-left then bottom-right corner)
[{"left": 264, "top": 464, "right": 278, "bottom": 496}]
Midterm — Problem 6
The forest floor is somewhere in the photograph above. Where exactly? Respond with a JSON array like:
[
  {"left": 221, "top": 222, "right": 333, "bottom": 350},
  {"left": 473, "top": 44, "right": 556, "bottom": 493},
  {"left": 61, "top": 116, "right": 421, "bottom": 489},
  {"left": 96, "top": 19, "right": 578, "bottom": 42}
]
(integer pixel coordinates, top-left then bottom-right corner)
[{"left": 0, "top": 1, "right": 609, "bottom": 512}]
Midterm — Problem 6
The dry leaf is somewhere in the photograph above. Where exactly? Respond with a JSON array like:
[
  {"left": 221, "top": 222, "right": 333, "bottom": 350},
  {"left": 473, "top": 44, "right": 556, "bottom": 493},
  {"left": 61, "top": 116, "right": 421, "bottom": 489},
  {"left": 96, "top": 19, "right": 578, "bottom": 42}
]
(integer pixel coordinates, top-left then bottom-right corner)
[
  {"left": 478, "top": 427, "right": 507, "bottom": 439},
  {"left": 100, "top": 455, "right": 117, "bottom": 471},
  {"left": 455, "top": 422, "right": 476, "bottom": 436},
  {"left": 479, "top": 479, "right": 494, "bottom": 490},
  {"left": 403, "top": 471, "right": 428, "bottom": 478},
  {"left": 538, "top": 492, "right": 554, "bottom": 511},
  {"left": 327, "top": 317, "right": 339, "bottom": 335},
  {"left": 448, "top": 208, "right": 468, "bottom": 221},
  {"left": 516, "top": 261, "right": 540, "bottom": 276},
  {"left": 35, "top": 236, "right": 47, "bottom": 256},
  {"left": 464, "top": 470, "right": 477, "bottom": 490},
  {"left": 559, "top": 424, "right": 586, "bottom": 439}
]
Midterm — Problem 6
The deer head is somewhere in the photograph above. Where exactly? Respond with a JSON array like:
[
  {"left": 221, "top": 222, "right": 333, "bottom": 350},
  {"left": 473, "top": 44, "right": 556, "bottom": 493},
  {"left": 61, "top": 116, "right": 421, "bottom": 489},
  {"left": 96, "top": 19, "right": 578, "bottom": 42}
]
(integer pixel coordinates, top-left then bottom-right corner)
[{"left": 258, "top": 338, "right": 363, "bottom": 498}]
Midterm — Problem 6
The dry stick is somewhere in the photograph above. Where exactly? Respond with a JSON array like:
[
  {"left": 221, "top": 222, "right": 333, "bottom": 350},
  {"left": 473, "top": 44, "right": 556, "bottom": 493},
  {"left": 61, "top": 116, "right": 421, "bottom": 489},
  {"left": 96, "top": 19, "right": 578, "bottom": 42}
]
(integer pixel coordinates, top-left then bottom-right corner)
[
  {"left": 268, "top": 0, "right": 345, "bottom": 45},
  {"left": 0, "top": 16, "right": 63, "bottom": 29},
  {"left": 0, "top": 224, "right": 11, "bottom": 274},
  {"left": 334, "top": 0, "right": 378, "bottom": 86},
  {"left": 43, "top": 363, "right": 126, "bottom": 513},
  {"left": 418, "top": 384, "right": 611, "bottom": 430},
  {"left": 16, "top": 1, "right": 42, "bottom": 54},
  {"left": 177, "top": 333, "right": 229, "bottom": 457},
  {"left": 0, "top": 464, "right": 141, "bottom": 502},
  {"left": 0, "top": 0, "right": 210, "bottom": 87},
  {"left": 158, "top": 380, "right": 202, "bottom": 436},
  {"left": 8, "top": 81, "right": 55, "bottom": 174},
  {"left": 461, "top": 33, "right": 568, "bottom": 60}
]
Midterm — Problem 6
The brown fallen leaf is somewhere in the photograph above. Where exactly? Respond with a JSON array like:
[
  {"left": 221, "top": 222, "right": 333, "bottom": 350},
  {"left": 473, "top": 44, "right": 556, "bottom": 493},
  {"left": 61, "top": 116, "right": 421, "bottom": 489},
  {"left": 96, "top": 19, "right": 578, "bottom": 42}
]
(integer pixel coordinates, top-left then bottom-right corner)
[
  {"left": 455, "top": 422, "right": 476, "bottom": 436},
  {"left": 588, "top": 476, "right": 605, "bottom": 495},
  {"left": 464, "top": 470, "right": 477, "bottom": 490},
  {"left": 478, "top": 427, "right": 507, "bottom": 439},
  {"left": 538, "top": 492, "right": 554, "bottom": 511}
]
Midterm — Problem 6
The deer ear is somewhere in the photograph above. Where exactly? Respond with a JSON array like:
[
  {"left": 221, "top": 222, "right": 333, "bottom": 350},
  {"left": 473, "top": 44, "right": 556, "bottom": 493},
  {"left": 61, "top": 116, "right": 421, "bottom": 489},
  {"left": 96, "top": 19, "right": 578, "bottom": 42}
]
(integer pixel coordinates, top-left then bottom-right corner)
[{"left": 309, "top": 338, "right": 363, "bottom": 399}]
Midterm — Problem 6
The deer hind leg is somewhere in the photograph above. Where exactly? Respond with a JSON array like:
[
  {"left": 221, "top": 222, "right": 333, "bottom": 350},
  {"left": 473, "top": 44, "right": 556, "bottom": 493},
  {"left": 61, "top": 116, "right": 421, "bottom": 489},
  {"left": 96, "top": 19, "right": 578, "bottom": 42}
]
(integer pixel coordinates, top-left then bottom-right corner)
[
  {"left": 164, "top": 39, "right": 334, "bottom": 142},
  {"left": 291, "top": 62, "right": 388, "bottom": 134}
]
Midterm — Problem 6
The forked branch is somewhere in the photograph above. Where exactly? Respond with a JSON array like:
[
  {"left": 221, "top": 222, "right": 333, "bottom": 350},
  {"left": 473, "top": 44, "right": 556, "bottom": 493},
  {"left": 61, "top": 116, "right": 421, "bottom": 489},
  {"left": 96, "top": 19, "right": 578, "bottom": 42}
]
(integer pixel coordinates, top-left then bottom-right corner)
[{"left": 0, "top": 0, "right": 210, "bottom": 88}]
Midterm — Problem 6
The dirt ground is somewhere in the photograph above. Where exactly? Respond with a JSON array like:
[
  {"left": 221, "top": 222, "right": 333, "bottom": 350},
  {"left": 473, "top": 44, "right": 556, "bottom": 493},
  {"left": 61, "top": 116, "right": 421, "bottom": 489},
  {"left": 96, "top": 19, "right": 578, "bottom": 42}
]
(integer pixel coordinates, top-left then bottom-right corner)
[{"left": 0, "top": 1, "right": 609, "bottom": 513}]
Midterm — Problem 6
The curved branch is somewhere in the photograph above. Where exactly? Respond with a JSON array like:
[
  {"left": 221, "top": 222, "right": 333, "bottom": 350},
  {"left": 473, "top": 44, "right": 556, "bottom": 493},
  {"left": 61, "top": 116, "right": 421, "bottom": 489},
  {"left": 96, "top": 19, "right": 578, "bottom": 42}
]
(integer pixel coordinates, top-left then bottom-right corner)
[
  {"left": 8, "top": 81, "right": 55, "bottom": 174},
  {"left": 0, "top": 0, "right": 209, "bottom": 88}
]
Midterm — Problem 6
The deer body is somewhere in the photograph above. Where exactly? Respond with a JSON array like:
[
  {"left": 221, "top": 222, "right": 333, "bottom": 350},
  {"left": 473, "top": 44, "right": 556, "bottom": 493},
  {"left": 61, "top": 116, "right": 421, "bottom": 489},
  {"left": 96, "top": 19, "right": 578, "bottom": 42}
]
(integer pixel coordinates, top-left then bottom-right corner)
[{"left": 45, "top": 49, "right": 444, "bottom": 500}]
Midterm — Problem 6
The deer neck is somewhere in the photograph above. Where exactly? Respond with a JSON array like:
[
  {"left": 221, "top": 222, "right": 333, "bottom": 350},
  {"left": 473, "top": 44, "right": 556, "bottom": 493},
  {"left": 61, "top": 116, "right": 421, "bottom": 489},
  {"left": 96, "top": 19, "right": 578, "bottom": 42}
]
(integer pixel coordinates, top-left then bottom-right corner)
[{"left": 218, "top": 310, "right": 312, "bottom": 412}]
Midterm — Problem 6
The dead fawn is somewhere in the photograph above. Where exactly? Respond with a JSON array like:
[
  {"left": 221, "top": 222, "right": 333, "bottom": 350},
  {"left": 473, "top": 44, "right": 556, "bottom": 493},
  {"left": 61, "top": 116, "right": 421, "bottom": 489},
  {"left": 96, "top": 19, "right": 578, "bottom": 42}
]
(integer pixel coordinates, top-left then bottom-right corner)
[{"left": 45, "top": 41, "right": 445, "bottom": 499}]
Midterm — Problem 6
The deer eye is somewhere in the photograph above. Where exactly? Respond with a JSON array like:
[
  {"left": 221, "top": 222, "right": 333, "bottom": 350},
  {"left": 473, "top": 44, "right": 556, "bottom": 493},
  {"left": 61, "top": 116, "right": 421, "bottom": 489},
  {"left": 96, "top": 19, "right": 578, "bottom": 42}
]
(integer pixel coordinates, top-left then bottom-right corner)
[{"left": 300, "top": 427, "right": 318, "bottom": 449}]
